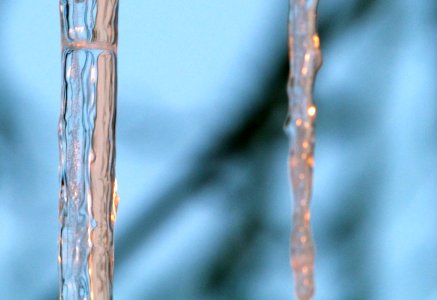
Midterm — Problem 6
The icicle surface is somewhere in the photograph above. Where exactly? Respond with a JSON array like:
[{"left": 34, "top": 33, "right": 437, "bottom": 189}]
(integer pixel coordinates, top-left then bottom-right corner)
[
  {"left": 58, "top": 1, "right": 119, "bottom": 299},
  {"left": 285, "top": 0, "right": 321, "bottom": 299}
]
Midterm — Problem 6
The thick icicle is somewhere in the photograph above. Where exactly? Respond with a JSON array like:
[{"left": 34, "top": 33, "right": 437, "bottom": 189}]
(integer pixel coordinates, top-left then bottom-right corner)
[
  {"left": 285, "top": 0, "right": 321, "bottom": 299},
  {"left": 58, "top": 1, "right": 119, "bottom": 299}
]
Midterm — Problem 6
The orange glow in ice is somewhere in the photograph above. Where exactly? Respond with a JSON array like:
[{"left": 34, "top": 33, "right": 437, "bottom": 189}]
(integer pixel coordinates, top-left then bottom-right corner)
[{"left": 307, "top": 105, "right": 317, "bottom": 118}]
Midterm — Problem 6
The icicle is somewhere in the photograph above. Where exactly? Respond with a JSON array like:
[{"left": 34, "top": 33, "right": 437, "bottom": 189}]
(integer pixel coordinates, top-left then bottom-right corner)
[
  {"left": 58, "top": 1, "right": 119, "bottom": 299},
  {"left": 285, "top": 0, "right": 322, "bottom": 299}
]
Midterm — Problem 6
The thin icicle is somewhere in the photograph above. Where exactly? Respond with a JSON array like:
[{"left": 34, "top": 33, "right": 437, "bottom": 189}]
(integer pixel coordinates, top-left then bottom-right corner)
[
  {"left": 285, "top": 0, "right": 322, "bottom": 299},
  {"left": 58, "top": 1, "right": 119, "bottom": 299}
]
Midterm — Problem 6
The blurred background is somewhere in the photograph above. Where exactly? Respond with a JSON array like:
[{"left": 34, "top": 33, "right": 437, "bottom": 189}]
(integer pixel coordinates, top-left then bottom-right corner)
[{"left": 0, "top": 0, "right": 437, "bottom": 299}]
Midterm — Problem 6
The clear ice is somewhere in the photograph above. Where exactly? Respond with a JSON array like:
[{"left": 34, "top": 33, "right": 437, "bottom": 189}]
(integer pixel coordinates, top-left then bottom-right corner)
[
  {"left": 58, "top": 1, "right": 119, "bottom": 299},
  {"left": 285, "top": 0, "right": 321, "bottom": 299}
]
